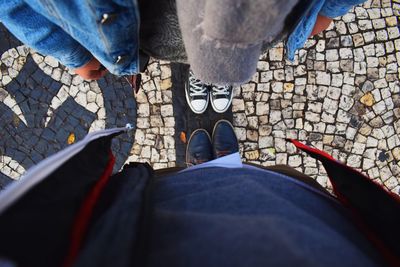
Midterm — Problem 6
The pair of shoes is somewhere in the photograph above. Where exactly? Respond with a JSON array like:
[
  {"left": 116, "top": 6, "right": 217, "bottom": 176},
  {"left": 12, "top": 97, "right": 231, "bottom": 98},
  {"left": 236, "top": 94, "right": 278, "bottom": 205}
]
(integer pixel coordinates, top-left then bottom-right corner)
[
  {"left": 185, "top": 70, "right": 233, "bottom": 114},
  {"left": 186, "top": 120, "right": 239, "bottom": 167}
]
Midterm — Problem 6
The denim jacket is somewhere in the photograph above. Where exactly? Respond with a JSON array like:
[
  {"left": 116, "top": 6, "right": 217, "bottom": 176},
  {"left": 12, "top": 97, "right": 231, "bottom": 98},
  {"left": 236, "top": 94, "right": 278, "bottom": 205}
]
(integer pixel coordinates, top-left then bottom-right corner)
[
  {"left": 0, "top": 0, "right": 140, "bottom": 75},
  {"left": 0, "top": 0, "right": 364, "bottom": 76}
]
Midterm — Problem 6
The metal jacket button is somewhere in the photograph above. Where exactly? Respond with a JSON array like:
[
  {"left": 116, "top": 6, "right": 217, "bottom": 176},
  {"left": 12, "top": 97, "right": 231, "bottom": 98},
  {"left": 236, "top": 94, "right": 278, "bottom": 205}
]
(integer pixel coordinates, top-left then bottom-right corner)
[
  {"left": 115, "top": 55, "right": 123, "bottom": 64},
  {"left": 100, "top": 13, "right": 118, "bottom": 24}
]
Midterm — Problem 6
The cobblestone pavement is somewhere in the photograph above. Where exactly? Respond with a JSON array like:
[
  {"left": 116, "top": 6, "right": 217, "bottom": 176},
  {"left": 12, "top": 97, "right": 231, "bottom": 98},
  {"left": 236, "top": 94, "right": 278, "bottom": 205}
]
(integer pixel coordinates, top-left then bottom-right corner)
[
  {"left": 1, "top": 0, "right": 400, "bottom": 194},
  {"left": 0, "top": 24, "right": 136, "bottom": 189}
]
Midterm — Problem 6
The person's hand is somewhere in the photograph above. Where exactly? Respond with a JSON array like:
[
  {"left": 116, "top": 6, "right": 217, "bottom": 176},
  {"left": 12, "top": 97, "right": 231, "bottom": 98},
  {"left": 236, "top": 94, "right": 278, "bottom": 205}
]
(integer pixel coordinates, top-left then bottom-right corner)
[
  {"left": 74, "top": 57, "right": 107, "bottom": 80},
  {"left": 310, "top": 14, "right": 333, "bottom": 37}
]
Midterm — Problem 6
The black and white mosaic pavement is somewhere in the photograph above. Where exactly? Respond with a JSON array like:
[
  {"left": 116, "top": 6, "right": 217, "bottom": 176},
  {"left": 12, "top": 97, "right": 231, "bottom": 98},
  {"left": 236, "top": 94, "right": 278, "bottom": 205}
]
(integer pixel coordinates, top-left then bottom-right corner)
[{"left": 0, "top": 24, "right": 136, "bottom": 188}]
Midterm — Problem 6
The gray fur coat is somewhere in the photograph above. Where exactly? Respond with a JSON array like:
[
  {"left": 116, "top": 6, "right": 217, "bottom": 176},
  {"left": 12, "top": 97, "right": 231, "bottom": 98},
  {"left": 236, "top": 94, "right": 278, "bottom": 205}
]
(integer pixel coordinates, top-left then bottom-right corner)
[{"left": 139, "top": 0, "right": 299, "bottom": 84}]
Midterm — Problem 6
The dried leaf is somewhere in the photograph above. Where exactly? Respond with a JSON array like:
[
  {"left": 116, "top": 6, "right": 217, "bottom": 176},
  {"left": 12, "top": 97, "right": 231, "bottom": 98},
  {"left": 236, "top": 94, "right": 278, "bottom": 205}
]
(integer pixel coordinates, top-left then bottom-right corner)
[
  {"left": 67, "top": 133, "right": 76, "bottom": 145},
  {"left": 180, "top": 131, "right": 187, "bottom": 144}
]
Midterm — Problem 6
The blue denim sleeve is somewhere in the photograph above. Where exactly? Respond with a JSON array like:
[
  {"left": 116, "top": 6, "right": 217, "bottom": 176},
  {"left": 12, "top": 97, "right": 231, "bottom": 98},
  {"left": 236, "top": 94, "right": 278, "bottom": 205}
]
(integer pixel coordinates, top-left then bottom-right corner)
[
  {"left": 320, "top": 0, "right": 366, "bottom": 18},
  {"left": 0, "top": 0, "right": 92, "bottom": 69},
  {"left": 286, "top": 0, "right": 325, "bottom": 61}
]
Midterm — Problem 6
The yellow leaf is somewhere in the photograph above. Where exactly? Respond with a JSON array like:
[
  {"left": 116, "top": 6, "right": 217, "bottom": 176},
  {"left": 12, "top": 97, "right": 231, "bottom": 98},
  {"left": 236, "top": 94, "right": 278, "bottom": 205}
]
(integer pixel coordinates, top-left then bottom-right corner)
[{"left": 67, "top": 133, "right": 76, "bottom": 145}]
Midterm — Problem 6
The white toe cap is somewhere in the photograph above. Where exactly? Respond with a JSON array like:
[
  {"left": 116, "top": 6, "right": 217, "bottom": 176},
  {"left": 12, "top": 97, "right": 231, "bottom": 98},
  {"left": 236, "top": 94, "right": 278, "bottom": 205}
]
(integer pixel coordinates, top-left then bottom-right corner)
[
  {"left": 212, "top": 99, "right": 229, "bottom": 113},
  {"left": 190, "top": 99, "right": 208, "bottom": 113}
]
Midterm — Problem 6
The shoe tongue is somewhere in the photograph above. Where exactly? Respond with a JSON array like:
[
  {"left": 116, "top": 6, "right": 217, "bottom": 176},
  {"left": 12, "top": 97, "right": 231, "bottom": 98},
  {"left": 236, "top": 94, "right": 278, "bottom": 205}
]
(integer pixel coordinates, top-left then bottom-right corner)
[{"left": 213, "top": 86, "right": 229, "bottom": 94}]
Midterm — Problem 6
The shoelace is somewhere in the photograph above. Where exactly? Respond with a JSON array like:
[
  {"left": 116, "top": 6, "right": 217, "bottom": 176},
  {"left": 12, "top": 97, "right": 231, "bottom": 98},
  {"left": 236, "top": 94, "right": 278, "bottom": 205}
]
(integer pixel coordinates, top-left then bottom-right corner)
[
  {"left": 186, "top": 154, "right": 209, "bottom": 167},
  {"left": 216, "top": 150, "right": 232, "bottom": 157},
  {"left": 212, "top": 85, "right": 231, "bottom": 96},
  {"left": 189, "top": 72, "right": 208, "bottom": 97},
  {"left": 186, "top": 159, "right": 207, "bottom": 167}
]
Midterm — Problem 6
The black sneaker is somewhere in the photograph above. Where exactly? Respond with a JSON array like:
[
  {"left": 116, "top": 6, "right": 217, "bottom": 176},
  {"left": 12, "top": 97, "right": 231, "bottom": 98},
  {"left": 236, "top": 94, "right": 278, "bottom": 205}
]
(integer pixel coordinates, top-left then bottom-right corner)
[
  {"left": 210, "top": 85, "right": 233, "bottom": 113},
  {"left": 185, "top": 70, "right": 209, "bottom": 114},
  {"left": 212, "top": 120, "right": 239, "bottom": 158},
  {"left": 186, "top": 129, "right": 214, "bottom": 167}
]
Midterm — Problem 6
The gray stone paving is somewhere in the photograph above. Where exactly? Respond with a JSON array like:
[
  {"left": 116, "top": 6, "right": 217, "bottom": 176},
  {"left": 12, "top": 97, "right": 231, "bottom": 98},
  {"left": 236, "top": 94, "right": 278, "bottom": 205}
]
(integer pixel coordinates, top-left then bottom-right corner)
[
  {"left": 1, "top": 0, "right": 399, "bottom": 195},
  {"left": 129, "top": 0, "right": 400, "bottom": 194},
  {"left": 229, "top": 0, "right": 400, "bottom": 192},
  {"left": 125, "top": 59, "right": 177, "bottom": 169}
]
